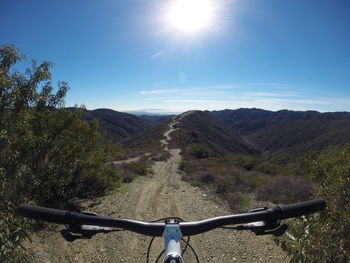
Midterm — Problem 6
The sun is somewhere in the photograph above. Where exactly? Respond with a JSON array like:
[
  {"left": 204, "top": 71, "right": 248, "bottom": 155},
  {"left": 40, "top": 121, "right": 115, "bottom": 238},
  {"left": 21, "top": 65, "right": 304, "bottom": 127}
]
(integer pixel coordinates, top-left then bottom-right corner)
[{"left": 164, "top": 0, "right": 216, "bottom": 34}]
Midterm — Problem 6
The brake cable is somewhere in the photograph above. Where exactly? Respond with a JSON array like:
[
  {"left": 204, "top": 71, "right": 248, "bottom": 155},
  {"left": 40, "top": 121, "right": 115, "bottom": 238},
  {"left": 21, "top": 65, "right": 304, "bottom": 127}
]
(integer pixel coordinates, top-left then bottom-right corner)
[
  {"left": 154, "top": 249, "right": 165, "bottom": 263},
  {"left": 181, "top": 235, "right": 190, "bottom": 254},
  {"left": 181, "top": 237, "right": 200, "bottom": 262}
]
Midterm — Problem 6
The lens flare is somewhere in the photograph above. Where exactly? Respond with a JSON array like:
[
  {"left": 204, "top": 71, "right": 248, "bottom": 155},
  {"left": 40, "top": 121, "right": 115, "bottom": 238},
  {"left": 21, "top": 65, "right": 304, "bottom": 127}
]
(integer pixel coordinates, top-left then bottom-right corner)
[{"left": 165, "top": 0, "right": 216, "bottom": 34}]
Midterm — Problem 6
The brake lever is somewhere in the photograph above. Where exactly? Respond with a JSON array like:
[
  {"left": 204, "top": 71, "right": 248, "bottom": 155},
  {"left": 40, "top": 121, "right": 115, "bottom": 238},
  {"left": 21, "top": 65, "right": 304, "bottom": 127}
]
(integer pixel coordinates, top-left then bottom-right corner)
[
  {"left": 256, "top": 224, "right": 288, "bottom": 236},
  {"left": 235, "top": 220, "right": 288, "bottom": 236},
  {"left": 234, "top": 207, "right": 288, "bottom": 237},
  {"left": 60, "top": 211, "right": 116, "bottom": 242},
  {"left": 61, "top": 224, "right": 115, "bottom": 241}
]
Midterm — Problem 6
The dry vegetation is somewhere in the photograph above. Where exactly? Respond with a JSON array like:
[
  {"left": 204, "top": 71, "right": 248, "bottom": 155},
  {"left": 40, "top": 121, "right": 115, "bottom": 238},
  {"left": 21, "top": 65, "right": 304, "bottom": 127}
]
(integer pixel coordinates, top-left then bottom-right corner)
[
  {"left": 180, "top": 151, "right": 314, "bottom": 211},
  {"left": 179, "top": 141, "right": 350, "bottom": 261}
]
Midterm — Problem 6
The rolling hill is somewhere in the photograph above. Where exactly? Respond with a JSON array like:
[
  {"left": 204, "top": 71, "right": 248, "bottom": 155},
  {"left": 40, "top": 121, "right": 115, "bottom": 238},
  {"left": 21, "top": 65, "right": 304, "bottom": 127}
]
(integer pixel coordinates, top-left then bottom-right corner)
[
  {"left": 79, "top": 108, "right": 154, "bottom": 142},
  {"left": 170, "top": 111, "right": 258, "bottom": 155},
  {"left": 209, "top": 108, "right": 350, "bottom": 154},
  {"left": 74, "top": 107, "right": 350, "bottom": 155}
]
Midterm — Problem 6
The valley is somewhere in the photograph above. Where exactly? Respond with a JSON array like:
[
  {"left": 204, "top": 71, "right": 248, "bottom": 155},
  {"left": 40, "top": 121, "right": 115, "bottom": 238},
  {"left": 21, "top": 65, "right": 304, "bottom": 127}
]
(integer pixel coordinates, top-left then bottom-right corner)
[{"left": 25, "top": 113, "right": 289, "bottom": 262}]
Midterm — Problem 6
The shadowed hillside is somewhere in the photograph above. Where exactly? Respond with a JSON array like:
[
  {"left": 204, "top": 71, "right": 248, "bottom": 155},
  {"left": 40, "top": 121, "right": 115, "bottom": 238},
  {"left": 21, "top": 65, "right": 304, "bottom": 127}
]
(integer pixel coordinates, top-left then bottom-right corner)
[
  {"left": 210, "top": 108, "right": 350, "bottom": 154},
  {"left": 171, "top": 111, "right": 258, "bottom": 155},
  {"left": 79, "top": 108, "right": 154, "bottom": 142},
  {"left": 250, "top": 119, "right": 350, "bottom": 154},
  {"left": 74, "top": 107, "right": 350, "bottom": 155},
  {"left": 123, "top": 118, "right": 171, "bottom": 157},
  {"left": 210, "top": 108, "right": 350, "bottom": 134}
]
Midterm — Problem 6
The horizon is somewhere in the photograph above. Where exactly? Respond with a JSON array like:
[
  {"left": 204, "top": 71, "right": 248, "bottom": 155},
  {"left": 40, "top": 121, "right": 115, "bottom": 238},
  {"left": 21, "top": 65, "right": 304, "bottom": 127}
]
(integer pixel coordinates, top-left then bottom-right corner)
[
  {"left": 85, "top": 107, "right": 350, "bottom": 116},
  {"left": 1, "top": 0, "right": 350, "bottom": 112}
]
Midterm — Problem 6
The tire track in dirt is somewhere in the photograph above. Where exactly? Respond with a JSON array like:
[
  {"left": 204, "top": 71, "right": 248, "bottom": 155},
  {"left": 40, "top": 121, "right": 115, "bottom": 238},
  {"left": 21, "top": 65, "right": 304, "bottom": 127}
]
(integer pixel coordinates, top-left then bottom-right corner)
[{"left": 25, "top": 114, "right": 290, "bottom": 262}]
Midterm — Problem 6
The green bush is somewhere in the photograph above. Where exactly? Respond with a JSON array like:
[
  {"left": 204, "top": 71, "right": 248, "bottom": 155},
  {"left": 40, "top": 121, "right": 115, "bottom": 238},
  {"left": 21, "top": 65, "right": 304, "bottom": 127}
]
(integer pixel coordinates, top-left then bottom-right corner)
[
  {"left": 0, "top": 201, "right": 32, "bottom": 263},
  {"left": 122, "top": 173, "right": 135, "bottom": 183},
  {"left": 252, "top": 161, "right": 279, "bottom": 175},
  {"left": 224, "top": 192, "right": 251, "bottom": 212},
  {"left": 239, "top": 173, "right": 269, "bottom": 190},
  {"left": 127, "top": 161, "right": 148, "bottom": 175},
  {"left": 179, "top": 160, "right": 192, "bottom": 173},
  {"left": 215, "top": 177, "right": 235, "bottom": 194},
  {"left": 224, "top": 154, "right": 260, "bottom": 171},
  {"left": 187, "top": 144, "right": 211, "bottom": 159},
  {"left": 286, "top": 145, "right": 350, "bottom": 262},
  {"left": 117, "top": 159, "right": 150, "bottom": 183},
  {"left": 181, "top": 172, "right": 201, "bottom": 187}
]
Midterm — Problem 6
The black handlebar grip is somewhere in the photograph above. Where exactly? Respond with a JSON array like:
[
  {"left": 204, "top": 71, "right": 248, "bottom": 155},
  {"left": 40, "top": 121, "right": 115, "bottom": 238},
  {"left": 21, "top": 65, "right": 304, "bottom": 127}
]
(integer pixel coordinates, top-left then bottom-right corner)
[
  {"left": 276, "top": 198, "right": 326, "bottom": 219},
  {"left": 16, "top": 204, "right": 74, "bottom": 224}
]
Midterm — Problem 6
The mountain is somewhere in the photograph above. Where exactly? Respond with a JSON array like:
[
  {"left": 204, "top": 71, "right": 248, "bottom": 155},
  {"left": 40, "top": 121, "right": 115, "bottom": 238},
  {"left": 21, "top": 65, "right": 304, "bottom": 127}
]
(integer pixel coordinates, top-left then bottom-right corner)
[
  {"left": 171, "top": 111, "right": 258, "bottom": 155},
  {"left": 79, "top": 108, "right": 154, "bottom": 142},
  {"left": 249, "top": 119, "right": 350, "bottom": 154},
  {"left": 75, "top": 107, "right": 350, "bottom": 155},
  {"left": 209, "top": 108, "right": 350, "bottom": 154},
  {"left": 123, "top": 120, "right": 169, "bottom": 152}
]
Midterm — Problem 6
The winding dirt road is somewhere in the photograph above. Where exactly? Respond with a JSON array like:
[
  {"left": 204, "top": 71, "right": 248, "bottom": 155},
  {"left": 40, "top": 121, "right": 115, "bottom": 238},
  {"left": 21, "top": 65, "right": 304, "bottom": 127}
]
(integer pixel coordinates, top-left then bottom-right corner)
[{"left": 26, "top": 114, "right": 289, "bottom": 262}]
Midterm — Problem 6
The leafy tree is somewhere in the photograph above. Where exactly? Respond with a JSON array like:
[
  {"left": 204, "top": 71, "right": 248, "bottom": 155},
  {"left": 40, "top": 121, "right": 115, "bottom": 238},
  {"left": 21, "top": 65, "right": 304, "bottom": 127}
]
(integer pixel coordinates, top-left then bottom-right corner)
[{"left": 0, "top": 44, "right": 120, "bottom": 262}]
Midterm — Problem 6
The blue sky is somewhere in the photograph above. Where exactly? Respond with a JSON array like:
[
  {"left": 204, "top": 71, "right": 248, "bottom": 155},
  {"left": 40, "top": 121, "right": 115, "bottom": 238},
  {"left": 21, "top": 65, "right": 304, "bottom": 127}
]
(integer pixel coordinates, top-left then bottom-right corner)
[{"left": 1, "top": 0, "right": 350, "bottom": 113}]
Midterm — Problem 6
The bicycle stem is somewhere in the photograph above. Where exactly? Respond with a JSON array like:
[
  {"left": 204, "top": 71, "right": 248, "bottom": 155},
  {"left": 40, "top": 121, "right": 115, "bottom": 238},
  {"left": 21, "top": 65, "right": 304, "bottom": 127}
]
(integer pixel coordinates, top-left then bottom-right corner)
[{"left": 162, "top": 221, "right": 183, "bottom": 263}]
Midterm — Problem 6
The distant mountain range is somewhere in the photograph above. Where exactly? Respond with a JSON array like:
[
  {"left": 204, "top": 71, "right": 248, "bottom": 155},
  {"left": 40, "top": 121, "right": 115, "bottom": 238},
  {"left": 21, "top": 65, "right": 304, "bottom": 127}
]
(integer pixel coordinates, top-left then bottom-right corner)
[
  {"left": 209, "top": 108, "right": 350, "bottom": 134},
  {"left": 76, "top": 107, "right": 350, "bottom": 155}
]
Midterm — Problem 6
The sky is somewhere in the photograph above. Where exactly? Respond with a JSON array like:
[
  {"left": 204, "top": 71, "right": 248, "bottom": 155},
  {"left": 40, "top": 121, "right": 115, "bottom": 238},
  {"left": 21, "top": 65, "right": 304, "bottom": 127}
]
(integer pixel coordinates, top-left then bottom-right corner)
[{"left": 1, "top": 0, "right": 350, "bottom": 114}]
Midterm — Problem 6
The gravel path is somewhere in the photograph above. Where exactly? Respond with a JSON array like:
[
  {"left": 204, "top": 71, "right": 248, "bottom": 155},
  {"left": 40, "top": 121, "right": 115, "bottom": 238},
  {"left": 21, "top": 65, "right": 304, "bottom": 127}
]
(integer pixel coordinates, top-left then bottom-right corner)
[{"left": 25, "top": 115, "right": 290, "bottom": 262}]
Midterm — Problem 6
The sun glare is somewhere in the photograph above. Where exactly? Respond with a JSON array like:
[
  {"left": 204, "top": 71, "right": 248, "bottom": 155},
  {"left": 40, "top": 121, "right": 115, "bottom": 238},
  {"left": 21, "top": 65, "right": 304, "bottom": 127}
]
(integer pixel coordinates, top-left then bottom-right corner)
[{"left": 165, "top": 0, "right": 216, "bottom": 34}]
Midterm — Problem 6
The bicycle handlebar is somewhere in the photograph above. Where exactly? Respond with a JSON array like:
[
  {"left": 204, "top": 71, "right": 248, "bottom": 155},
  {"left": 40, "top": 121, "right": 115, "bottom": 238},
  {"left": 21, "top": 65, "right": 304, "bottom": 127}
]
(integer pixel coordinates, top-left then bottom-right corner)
[
  {"left": 17, "top": 199, "right": 326, "bottom": 237},
  {"left": 17, "top": 205, "right": 165, "bottom": 236},
  {"left": 277, "top": 198, "right": 325, "bottom": 219}
]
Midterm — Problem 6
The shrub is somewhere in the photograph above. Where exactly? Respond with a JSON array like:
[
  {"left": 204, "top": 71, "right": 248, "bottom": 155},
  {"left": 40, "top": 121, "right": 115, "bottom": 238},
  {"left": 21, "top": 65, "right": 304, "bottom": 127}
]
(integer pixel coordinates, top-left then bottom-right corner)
[
  {"left": 181, "top": 173, "right": 201, "bottom": 187},
  {"left": 215, "top": 177, "right": 234, "bottom": 194},
  {"left": 187, "top": 144, "right": 211, "bottom": 159},
  {"left": 0, "top": 201, "right": 32, "bottom": 263},
  {"left": 198, "top": 172, "right": 216, "bottom": 183},
  {"left": 179, "top": 160, "right": 191, "bottom": 173},
  {"left": 122, "top": 174, "right": 135, "bottom": 183},
  {"left": 252, "top": 162, "right": 279, "bottom": 175},
  {"left": 224, "top": 192, "right": 251, "bottom": 212},
  {"left": 256, "top": 175, "right": 313, "bottom": 204},
  {"left": 224, "top": 154, "right": 260, "bottom": 171},
  {"left": 117, "top": 160, "right": 149, "bottom": 183},
  {"left": 239, "top": 173, "right": 269, "bottom": 190},
  {"left": 286, "top": 145, "right": 350, "bottom": 262},
  {"left": 127, "top": 161, "right": 148, "bottom": 175},
  {"left": 0, "top": 45, "right": 120, "bottom": 262}
]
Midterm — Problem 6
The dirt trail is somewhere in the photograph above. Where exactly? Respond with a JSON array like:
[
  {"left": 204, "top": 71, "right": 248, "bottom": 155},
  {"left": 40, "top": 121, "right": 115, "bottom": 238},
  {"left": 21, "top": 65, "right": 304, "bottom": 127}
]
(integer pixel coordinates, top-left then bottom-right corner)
[
  {"left": 111, "top": 153, "right": 151, "bottom": 165},
  {"left": 26, "top": 114, "right": 289, "bottom": 262}
]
